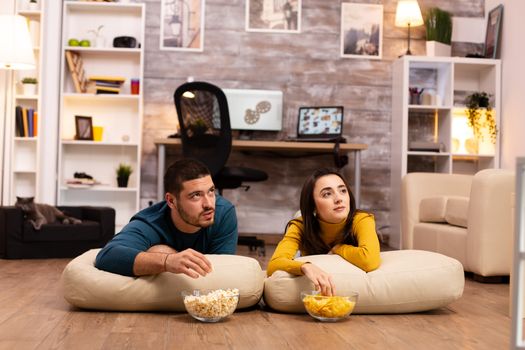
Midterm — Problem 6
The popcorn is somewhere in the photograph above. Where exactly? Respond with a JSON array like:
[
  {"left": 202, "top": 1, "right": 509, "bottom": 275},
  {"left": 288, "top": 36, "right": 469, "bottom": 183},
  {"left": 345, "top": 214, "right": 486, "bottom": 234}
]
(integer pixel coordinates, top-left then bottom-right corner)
[{"left": 183, "top": 289, "right": 239, "bottom": 319}]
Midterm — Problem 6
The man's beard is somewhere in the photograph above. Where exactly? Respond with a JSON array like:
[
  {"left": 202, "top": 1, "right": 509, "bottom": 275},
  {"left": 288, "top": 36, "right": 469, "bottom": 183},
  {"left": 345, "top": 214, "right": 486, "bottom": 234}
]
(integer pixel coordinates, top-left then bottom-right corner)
[{"left": 176, "top": 202, "right": 215, "bottom": 228}]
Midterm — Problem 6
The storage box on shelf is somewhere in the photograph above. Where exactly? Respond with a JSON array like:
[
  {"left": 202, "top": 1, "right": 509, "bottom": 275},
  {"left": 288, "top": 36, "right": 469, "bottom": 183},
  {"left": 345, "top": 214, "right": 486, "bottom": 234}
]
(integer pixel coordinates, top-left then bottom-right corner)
[
  {"left": 58, "top": 1, "right": 145, "bottom": 231},
  {"left": 2, "top": 1, "right": 44, "bottom": 205},
  {"left": 390, "top": 56, "right": 501, "bottom": 249}
]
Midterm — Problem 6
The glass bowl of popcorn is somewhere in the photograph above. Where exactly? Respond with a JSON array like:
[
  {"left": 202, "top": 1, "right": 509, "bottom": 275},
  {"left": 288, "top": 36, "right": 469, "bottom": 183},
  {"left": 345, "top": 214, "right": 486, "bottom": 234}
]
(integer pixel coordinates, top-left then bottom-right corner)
[
  {"left": 301, "top": 291, "right": 358, "bottom": 322},
  {"left": 182, "top": 288, "right": 240, "bottom": 322}
]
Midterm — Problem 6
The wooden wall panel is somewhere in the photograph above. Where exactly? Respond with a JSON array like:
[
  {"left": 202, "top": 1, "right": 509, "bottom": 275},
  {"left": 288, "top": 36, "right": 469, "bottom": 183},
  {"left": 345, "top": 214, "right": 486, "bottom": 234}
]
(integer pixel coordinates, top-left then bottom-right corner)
[{"left": 140, "top": 0, "right": 484, "bottom": 241}]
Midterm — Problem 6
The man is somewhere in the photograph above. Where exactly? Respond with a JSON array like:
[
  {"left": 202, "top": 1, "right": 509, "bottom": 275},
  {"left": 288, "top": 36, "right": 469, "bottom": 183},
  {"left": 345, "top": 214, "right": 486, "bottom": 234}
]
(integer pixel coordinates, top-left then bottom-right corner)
[{"left": 95, "top": 159, "right": 238, "bottom": 277}]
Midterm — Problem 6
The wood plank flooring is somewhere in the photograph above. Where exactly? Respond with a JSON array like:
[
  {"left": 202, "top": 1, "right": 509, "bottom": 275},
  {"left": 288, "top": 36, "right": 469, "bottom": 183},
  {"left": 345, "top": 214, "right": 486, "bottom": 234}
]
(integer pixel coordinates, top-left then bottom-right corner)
[{"left": 0, "top": 246, "right": 518, "bottom": 350}]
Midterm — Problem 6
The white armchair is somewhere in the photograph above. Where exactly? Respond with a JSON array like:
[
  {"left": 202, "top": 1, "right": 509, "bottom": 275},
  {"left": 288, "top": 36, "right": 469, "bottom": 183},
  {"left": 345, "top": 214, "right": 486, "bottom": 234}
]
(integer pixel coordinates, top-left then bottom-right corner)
[{"left": 401, "top": 169, "right": 515, "bottom": 279}]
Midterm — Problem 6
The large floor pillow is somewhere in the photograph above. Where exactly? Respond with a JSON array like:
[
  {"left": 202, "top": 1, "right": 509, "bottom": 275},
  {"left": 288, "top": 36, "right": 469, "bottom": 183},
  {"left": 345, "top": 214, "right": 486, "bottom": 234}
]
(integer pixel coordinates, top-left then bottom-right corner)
[
  {"left": 264, "top": 250, "right": 464, "bottom": 314},
  {"left": 62, "top": 249, "right": 265, "bottom": 311}
]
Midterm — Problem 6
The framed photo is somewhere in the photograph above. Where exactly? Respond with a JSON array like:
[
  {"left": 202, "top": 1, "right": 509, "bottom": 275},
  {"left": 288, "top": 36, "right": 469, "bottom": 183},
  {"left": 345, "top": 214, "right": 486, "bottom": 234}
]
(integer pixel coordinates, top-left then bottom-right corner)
[
  {"left": 246, "top": 0, "right": 301, "bottom": 33},
  {"left": 340, "top": 3, "right": 383, "bottom": 59},
  {"left": 75, "top": 116, "right": 93, "bottom": 141},
  {"left": 160, "top": 0, "right": 205, "bottom": 51},
  {"left": 484, "top": 5, "right": 503, "bottom": 59}
]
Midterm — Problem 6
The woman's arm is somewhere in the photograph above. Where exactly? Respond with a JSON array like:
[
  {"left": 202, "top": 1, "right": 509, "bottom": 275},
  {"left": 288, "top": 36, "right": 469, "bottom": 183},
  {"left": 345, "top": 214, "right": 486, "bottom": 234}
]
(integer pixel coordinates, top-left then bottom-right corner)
[
  {"left": 266, "top": 221, "right": 307, "bottom": 276},
  {"left": 331, "top": 213, "right": 381, "bottom": 272}
]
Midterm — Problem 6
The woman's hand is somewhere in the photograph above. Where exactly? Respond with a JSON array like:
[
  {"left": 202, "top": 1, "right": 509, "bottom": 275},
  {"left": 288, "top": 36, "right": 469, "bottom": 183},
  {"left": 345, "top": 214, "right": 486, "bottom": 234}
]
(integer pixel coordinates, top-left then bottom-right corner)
[{"left": 300, "top": 263, "right": 337, "bottom": 296}]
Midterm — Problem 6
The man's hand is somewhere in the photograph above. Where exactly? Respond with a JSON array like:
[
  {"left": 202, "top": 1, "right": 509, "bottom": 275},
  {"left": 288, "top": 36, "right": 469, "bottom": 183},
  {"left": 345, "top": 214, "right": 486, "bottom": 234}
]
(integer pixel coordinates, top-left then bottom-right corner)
[
  {"left": 165, "top": 248, "right": 213, "bottom": 279},
  {"left": 300, "top": 262, "right": 336, "bottom": 296}
]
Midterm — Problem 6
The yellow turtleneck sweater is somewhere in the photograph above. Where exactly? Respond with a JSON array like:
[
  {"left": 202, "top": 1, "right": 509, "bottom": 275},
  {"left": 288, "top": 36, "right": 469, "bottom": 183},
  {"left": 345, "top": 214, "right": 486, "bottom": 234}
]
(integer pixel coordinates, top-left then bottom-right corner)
[{"left": 266, "top": 212, "right": 381, "bottom": 276}]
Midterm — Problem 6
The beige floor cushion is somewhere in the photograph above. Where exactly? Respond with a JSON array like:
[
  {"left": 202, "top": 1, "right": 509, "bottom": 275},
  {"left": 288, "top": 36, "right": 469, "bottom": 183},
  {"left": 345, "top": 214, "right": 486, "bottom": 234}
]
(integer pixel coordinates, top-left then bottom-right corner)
[
  {"left": 62, "top": 249, "right": 265, "bottom": 311},
  {"left": 264, "top": 250, "right": 464, "bottom": 314}
]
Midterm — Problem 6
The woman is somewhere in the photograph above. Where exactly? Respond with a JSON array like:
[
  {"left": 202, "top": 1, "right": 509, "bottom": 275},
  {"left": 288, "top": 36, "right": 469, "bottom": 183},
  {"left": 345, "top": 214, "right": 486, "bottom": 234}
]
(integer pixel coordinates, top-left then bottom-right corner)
[{"left": 266, "top": 168, "right": 381, "bottom": 296}]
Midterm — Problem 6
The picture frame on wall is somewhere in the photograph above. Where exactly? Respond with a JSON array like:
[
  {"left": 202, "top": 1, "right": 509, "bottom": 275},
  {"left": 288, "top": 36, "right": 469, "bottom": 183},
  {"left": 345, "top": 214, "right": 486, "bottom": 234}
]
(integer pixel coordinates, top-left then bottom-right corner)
[
  {"left": 75, "top": 115, "right": 93, "bottom": 141},
  {"left": 340, "top": 3, "right": 383, "bottom": 59},
  {"left": 160, "top": 0, "right": 205, "bottom": 51},
  {"left": 484, "top": 4, "right": 503, "bottom": 59},
  {"left": 246, "top": 0, "right": 301, "bottom": 33}
]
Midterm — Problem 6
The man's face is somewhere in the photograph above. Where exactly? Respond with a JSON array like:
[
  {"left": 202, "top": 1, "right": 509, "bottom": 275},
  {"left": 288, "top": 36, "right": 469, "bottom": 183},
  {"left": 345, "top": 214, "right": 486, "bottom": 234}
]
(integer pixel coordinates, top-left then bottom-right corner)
[{"left": 166, "top": 175, "right": 216, "bottom": 233}]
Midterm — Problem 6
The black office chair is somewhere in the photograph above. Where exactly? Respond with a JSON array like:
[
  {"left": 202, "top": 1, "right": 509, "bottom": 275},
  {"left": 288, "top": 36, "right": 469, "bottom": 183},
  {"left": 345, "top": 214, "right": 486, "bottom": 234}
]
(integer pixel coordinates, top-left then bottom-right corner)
[{"left": 173, "top": 81, "right": 268, "bottom": 195}]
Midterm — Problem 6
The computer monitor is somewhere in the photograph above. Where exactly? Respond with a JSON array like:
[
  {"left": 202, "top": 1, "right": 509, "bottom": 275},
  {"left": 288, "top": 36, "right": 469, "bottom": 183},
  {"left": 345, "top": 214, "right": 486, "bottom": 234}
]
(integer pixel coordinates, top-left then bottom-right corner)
[{"left": 223, "top": 89, "right": 283, "bottom": 131}]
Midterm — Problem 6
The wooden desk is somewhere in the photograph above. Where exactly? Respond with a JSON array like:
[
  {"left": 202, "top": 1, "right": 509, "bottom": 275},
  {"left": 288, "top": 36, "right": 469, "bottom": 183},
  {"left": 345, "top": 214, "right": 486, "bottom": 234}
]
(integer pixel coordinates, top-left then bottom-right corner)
[{"left": 154, "top": 138, "right": 368, "bottom": 206}]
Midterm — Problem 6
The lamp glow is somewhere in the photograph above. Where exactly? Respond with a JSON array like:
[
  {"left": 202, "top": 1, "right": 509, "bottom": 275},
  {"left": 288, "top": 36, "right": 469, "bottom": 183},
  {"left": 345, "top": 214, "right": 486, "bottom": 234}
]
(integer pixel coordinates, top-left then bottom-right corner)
[
  {"left": 0, "top": 15, "right": 36, "bottom": 70},
  {"left": 395, "top": 0, "right": 424, "bottom": 56}
]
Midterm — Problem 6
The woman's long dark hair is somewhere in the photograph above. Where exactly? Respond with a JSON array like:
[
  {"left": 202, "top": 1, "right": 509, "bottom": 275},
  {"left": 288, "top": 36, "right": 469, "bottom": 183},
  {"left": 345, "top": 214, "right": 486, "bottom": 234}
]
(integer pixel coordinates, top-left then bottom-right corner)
[{"left": 292, "top": 168, "right": 358, "bottom": 256}]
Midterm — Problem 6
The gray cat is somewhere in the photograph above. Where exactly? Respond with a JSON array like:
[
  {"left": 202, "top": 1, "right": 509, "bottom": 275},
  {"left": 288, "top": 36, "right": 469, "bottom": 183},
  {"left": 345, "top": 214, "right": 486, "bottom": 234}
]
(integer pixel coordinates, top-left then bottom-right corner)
[{"left": 15, "top": 196, "right": 82, "bottom": 230}]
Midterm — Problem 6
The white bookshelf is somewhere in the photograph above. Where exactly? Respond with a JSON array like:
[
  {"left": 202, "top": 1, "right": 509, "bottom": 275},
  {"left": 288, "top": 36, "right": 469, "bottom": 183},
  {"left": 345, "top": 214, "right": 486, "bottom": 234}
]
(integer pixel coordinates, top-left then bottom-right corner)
[
  {"left": 58, "top": 1, "right": 145, "bottom": 231},
  {"left": 390, "top": 56, "right": 501, "bottom": 249},
  {"left": 2, "top": 0, "right": 45, "bottom": 204}
]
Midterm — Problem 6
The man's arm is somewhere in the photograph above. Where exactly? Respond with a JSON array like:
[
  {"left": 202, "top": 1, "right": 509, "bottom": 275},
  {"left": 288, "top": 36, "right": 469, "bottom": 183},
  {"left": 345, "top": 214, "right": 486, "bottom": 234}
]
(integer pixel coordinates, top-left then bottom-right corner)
[
  {"left": 133, "top": 247, "right": 212, "bottom": 278},
  {"left": 95, "top": 220, "right": 161, "bottom": 276}
]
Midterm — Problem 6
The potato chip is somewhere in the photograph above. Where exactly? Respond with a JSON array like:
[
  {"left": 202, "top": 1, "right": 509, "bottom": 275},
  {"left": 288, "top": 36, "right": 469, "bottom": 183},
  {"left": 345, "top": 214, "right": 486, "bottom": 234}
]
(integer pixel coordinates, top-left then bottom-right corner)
[{"left": 303, "top": 295, "right": 356, "bottom": 318}]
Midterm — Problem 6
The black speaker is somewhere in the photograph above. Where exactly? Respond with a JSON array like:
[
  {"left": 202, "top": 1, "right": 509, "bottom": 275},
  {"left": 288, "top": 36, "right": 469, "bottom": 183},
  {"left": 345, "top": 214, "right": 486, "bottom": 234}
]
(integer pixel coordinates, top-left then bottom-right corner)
[{"left": 113, "top": 36, "right": 137, "bottom": 48}]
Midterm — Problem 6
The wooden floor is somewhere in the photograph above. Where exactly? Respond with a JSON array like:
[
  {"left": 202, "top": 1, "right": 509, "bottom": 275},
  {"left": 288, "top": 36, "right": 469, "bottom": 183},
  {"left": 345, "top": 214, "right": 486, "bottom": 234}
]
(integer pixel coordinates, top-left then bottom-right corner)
[{"left": 0, "top": 245, "right": 518, "bottom": 349}]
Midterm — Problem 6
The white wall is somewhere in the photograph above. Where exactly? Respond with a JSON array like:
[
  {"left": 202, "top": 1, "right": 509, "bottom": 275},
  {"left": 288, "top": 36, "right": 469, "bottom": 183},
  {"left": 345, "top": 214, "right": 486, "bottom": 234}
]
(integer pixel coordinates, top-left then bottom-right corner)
[{"left": 486, "top": 0, "right": 525, "bottom": 169}]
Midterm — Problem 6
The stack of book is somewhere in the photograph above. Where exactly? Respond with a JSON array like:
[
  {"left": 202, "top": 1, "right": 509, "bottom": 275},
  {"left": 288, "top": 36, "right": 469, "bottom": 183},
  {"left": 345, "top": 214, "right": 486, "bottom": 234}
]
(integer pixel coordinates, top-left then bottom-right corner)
[
  {"left": 15, "top": 106, "right": 38, "bottom": 137},
  {"left": 88, "top": 76, "right": 126, "bottom": 94}
]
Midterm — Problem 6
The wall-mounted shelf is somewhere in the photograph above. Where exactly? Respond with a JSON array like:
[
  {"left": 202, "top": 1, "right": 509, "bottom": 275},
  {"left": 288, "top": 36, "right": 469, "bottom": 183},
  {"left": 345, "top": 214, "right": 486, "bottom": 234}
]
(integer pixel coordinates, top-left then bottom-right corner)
[
  {"left": 58, "top": 1, "right": 145, "bottom": 231},
  {"left": 390, "top": 55, "right": 501, "bottom": 249}
]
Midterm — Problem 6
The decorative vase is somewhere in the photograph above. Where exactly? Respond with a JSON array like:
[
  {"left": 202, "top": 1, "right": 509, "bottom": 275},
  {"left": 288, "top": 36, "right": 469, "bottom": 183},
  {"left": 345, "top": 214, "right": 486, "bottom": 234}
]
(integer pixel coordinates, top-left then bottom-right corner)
[
  {"left": 426, "top": 41, "right": 451, "bottom": 57},
  {"left": 23, "top": 84, "right": 37, "bottom": 95},
  {"left": 27, "top": 1, "right": 39, "bottom": 11},
  {"left": 117, "top": 176, "right": 129, "bottom": 188},
  {"left": 95, "top": 36, "right": 105, "bottom": 48}
]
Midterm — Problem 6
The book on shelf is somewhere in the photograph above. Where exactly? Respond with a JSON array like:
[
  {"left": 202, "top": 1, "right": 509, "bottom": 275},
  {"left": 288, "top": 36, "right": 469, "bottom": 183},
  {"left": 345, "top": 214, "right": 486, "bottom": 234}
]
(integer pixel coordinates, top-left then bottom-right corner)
[
  {"left": 95, "top": 86, "right": 120, "bottom": 94},
  {"left": 15, "top": 106, "right": 38, "bottom": 137},
  {"left": 27, "top": 108, "right": 34, "bottom": 137},
  {"left": 88, "top": 76, "right": 126, "bottom": 83},
  {"left": 33, "top": 111, "right": 38, "bottom": 137},
  {"left": 15, "top": 106, "right": 23, "bottom": 137},
  {"left": 22, "top": 108, "right": 29, "bottom": 137},
  {"left": 88, "top": 75, "right": 126, "bottom": 94}
]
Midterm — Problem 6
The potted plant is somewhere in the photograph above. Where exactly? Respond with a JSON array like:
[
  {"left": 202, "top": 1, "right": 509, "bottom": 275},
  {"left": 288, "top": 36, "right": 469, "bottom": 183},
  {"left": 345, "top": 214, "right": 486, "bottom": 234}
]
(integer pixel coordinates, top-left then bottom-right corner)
[
  {"left": 116, "top": 163, "right": 133, "bottom": 188},
  {"left": 424, "top": 8, "right": 452, "bottom": 57},
  {"left": 465, "top": 92, "right": 497, "bottom": 144},
  {"left": 27, "top": 0, "right": 38, "bottom": 11},
  {"left": 21, "top": 77, "right": 38, "bottom": 95},
  {"left": 88, "top": 25, "right": 105, "bottom": 48},
  {"left": 188, "top": 118, "right": 209, "bottom": 136}
]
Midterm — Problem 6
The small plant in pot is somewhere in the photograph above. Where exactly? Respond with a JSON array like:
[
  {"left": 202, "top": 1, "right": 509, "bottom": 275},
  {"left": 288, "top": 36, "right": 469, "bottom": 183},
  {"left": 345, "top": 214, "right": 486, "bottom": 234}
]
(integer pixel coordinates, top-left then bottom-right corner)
[
  {"left": 21, "top": 77, "right": 38, "bottom": 95},
  {"left": 188, "top": 118, "right": 209, "bottom": 136},
  {"left": 425, "top": 7, "right": 452, "bottom": 56},
  {"left": 465, "top": 92, "right": 497, "bottom": 144},
  {"left": 88, "top": 25, "right": 105, "bottom": 48},
  {"left": 116, "top": 163, "right": 133, "bottom": 188}
]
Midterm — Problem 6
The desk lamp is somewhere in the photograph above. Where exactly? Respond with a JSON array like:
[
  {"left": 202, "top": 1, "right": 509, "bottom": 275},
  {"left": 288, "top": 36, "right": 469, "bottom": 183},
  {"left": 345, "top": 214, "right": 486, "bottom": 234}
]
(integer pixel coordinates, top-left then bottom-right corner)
[
  {"left": 395, "top": 0, "right": 424, "bottom": 56},
  {"left": 0, "top": 14, "right": 36, "bottom": 204}
]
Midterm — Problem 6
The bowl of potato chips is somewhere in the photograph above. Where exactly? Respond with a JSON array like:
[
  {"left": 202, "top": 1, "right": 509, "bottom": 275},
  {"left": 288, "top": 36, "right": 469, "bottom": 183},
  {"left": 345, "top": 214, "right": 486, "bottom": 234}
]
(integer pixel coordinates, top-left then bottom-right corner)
[
  {"left": 182, "top": 288, "right": 239, "bottom": 323},
  {"left": 301, "top": 291, "right": 358, "bottom": 322}
]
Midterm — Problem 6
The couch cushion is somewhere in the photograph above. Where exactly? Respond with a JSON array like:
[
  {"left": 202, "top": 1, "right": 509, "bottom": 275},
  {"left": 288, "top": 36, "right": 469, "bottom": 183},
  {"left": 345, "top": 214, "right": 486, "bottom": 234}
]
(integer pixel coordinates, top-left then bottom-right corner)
[
  {"left": 413, "top": 223, "right": 467, "bottom": 267},
  {"left": 62, "top": 249, "right": 265, "bottom": 311},
  {"left": 419, "top": 196, "right": 447, "bottom": 223},
  {"left": 263, "top": 250, "right": 464, "bottom": 314},
  {"left": 23, "top": 221, "right": 101, "bottom": 242},
  {"left": 445, "top": 196, "right": 469, "bottom": 228}
]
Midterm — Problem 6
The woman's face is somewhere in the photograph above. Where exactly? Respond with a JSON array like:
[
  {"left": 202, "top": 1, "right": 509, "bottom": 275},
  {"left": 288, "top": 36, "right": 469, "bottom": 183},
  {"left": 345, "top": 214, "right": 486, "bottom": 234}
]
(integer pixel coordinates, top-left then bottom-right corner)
[{"left": 312, "top": 174, "right": 350, "bottom": 224}]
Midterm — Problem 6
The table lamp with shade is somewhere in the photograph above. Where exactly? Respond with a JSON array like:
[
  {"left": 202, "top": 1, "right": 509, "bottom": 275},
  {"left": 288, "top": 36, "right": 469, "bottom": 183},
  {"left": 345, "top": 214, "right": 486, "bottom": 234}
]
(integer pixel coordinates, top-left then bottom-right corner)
[
  {"left": 395, "top": 0, "right": 424, "bottom": 56},
  {"left": 0, "top": 14, "right": 36, "bottom": 204}
]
